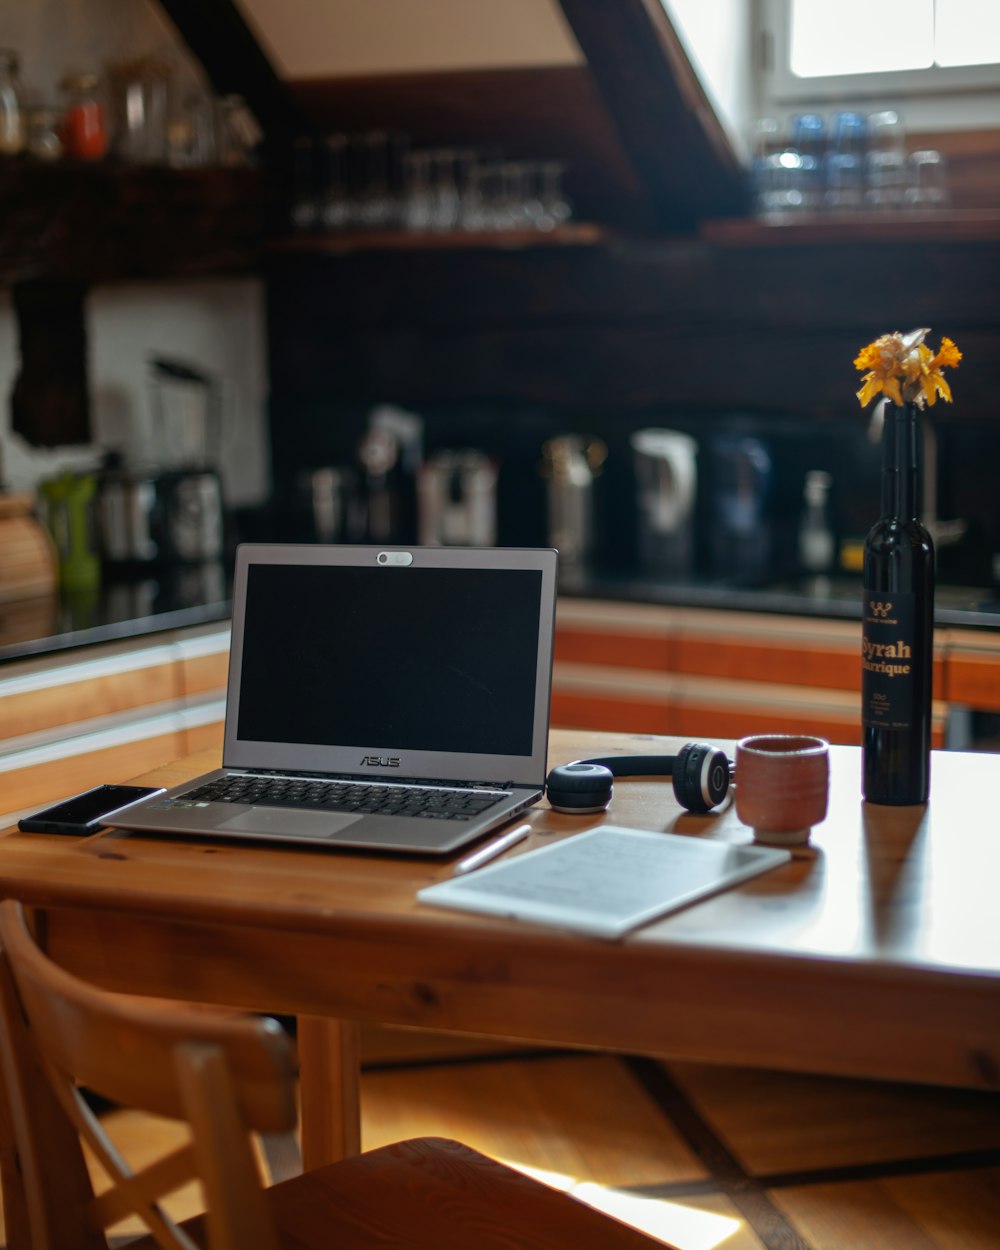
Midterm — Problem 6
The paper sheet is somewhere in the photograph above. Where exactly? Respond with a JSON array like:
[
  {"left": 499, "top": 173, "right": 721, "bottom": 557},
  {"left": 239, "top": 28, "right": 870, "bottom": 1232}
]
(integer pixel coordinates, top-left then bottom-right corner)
[{"left": 418, "top": 825, "right": 790, "bottom": 939}]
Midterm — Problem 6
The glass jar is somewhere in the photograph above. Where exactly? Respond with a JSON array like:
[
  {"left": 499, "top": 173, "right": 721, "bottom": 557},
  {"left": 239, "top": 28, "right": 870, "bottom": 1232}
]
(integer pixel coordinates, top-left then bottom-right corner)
[
  {"left": 60, "top": 73, "right": 108, "bottom": 160},
  {"left": 25, "top": 108, "right": 63, "bottom": 160},
  {"left": 216, "top": 93, "right": 258, "bottom": 167},
  {"left": 0, "top": 48, "right": 25, "bottom": 154},
  {"left": 108, "top": 58, "right": 170, "bottom": 164}
]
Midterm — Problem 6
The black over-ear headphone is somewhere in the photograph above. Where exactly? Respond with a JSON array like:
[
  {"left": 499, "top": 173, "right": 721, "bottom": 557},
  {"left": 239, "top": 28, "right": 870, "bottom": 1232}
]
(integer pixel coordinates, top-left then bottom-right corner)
[{"left": 545, "top": 743, "right": 734, "bottom": 815}]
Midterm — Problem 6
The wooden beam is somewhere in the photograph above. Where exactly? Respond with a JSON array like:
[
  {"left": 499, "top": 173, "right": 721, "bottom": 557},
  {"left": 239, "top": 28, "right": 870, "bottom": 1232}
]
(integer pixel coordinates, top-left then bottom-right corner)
[
  {"left": 155, "top": 0, "right": 305, "bottom": 137},
  {"left": 557, "top": 0, "right": 749, "bottom": 228}
]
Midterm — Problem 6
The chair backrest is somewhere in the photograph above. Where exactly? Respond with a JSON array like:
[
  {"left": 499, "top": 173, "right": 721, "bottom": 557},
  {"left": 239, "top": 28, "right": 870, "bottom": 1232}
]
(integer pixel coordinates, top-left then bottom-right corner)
[{"left": 0, "top": 899, "right": 297, "bottom": 1250}]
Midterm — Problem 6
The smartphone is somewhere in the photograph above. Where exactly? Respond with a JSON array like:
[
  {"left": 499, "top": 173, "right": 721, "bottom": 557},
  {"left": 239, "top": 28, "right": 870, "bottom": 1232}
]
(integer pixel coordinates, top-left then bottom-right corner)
[{"left": 17, "top": 785, "right": 166, "bottom": 836}]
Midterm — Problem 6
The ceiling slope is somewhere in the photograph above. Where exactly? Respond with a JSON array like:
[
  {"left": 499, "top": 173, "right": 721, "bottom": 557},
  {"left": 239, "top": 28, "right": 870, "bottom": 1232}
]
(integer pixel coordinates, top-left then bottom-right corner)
[{"left": 156, "top": 0, "right": 748, "bottom": 231}]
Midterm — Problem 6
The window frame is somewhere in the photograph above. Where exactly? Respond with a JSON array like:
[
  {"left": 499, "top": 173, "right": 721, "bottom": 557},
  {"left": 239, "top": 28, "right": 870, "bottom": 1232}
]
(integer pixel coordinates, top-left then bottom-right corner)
[{"left": 758, "top": 0, "right": 1000, "bottom": 107}]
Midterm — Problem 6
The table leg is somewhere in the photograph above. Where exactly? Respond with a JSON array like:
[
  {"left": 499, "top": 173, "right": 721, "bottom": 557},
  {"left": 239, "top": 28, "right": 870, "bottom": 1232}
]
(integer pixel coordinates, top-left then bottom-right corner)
[{"left": 296, "top": 1016, "right": 362, "bottom": 1168}]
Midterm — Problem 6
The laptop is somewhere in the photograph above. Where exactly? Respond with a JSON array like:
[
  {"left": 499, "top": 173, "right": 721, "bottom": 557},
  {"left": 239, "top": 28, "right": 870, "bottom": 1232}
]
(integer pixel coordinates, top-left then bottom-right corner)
[{"left": 107, "top": 543, "right": 558, "bottom": 854}]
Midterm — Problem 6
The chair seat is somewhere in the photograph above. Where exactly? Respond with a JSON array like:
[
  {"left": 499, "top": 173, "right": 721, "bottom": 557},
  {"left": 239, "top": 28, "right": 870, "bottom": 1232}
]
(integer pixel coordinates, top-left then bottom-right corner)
[{"left": 127, "top": 1137, "right": 664, "bottom": 1250}]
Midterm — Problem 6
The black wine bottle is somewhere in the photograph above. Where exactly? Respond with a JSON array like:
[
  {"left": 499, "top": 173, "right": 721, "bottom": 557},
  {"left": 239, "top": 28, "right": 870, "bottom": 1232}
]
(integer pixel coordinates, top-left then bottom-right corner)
[{"left": 861, "top": 402, "right": 935, "bottom": 804}]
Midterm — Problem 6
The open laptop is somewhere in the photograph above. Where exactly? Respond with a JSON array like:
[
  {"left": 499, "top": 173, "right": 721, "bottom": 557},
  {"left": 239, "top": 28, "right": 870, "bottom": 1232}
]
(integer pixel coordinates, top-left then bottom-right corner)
[{"left": 107, "top": 543, "right": 558, "bottom": 854}]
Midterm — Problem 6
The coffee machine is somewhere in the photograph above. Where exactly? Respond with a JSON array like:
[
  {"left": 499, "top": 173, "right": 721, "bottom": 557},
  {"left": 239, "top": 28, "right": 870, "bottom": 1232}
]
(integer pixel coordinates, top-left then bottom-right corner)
[
  {"left": 98, "top": 357, "right": 225, "bottom": 569},
  {"left": 631, "top": 429, "right": 698, "bottom": 580}
]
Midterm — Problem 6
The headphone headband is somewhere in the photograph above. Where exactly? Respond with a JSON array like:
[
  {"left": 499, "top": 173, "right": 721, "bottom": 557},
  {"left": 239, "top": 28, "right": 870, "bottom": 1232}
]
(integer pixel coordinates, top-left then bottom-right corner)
[{"left": 545, "top": 745, "right": 733, "bottom": 815}]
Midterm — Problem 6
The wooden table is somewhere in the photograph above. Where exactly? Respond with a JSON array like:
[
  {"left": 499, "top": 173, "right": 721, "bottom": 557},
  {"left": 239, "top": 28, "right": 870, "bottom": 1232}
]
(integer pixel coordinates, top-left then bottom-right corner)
[{"left": 1, "top": 729, "right": 999, "bottom": 1179}]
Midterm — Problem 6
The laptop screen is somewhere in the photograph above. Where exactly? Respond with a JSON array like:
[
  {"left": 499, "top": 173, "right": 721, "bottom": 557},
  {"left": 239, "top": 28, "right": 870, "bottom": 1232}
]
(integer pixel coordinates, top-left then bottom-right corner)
[
  {"left": 223, "top": 545, "right": 557, "bottom": 785},
  {"left": 237, "top": 564, "right": 541, "bottom": 756}
]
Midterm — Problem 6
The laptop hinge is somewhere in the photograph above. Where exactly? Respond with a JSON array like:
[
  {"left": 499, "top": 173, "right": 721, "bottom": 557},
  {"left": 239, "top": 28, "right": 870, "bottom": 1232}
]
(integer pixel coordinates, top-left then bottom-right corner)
[{"left": 243, "top": 769, "right": 513, "bottom": 791}]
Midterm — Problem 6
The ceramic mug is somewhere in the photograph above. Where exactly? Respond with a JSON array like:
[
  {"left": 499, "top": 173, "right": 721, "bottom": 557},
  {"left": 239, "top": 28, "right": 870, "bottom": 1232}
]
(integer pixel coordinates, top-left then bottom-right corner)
[{"left": 735, "top": 734, "right": 830, "bottom": 845}]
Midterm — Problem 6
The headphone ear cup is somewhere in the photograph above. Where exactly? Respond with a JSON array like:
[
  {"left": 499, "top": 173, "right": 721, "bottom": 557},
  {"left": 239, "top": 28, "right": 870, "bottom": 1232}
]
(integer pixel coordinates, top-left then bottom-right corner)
[
  {"left": 545, "top": 763, "right": 614, "bottom": 814},
  {"left": 672, "top": 742, "right": 732, "bottom": 813}
]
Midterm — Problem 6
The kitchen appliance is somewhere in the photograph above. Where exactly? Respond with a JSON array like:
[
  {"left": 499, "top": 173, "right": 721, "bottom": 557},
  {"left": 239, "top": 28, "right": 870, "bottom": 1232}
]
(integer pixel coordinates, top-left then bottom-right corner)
[
  {"left": 708, "top": 434, "right": 772, "bottom": 581},
  {"left": 631, "top": 428, "right": 698, "bottom": 579},
  {"left": 98, "top": 357, "right": 225, "bottom": 569},
  {"left": 541, "top": 435, "right": 606, "bottom": 581},
  {"left": 98, "top": 455, "right": 224, "bottom": 568},
  {"left": 149, "top": 355, "right": 221, "bottom": 473},
  {"left": 37, "top": 471, "right": 100, "bottom": 591},
  {"left": 357, "top": 426, "right": 404, "bottom": 543},
  {"left": 295, "top": 466, "right": 365, "bottom": 544},
  {"left": 418, "top": 450, "right": 497, "bottom": 546}
]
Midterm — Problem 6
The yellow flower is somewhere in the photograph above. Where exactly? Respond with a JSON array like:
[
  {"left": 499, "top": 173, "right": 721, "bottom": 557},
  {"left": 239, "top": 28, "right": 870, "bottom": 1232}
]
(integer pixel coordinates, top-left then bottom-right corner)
[
  {"left": 932, "top": 337, "right": 962, "bottom": 370},
  {"left": 854, "top": 328, "right": 960, "bottom": 408}
]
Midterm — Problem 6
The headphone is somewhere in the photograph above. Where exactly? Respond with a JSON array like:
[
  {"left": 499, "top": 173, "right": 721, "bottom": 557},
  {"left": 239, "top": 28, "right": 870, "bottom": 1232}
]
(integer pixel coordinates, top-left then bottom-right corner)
[{"left": 545, "top": 743, "right": 734, "bottom": 815}]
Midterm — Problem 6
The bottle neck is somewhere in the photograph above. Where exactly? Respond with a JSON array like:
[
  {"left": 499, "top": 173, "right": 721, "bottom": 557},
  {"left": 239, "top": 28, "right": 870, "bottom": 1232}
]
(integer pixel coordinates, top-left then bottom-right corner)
[{"left": 880, "top": 402, "right": 920, "bottom": 521}]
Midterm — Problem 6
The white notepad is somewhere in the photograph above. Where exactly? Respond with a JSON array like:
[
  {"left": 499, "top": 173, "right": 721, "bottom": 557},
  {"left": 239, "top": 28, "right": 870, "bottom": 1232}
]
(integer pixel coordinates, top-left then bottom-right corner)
[{"left": 418, "top": 825, "right": 791, "bottom": 940}]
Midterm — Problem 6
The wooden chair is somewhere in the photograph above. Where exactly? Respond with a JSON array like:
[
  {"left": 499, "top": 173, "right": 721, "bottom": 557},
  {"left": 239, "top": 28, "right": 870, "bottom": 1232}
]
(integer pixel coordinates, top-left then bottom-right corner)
[{"left": 0, "top": 899, "right": 674, "bottom": 1250}]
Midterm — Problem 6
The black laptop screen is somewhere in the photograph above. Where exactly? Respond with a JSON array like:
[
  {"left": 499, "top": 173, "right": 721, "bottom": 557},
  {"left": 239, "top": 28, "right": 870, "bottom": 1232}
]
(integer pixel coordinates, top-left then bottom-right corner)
[{"left": 235, "top": 564, "right": 543, "bottom": 757}]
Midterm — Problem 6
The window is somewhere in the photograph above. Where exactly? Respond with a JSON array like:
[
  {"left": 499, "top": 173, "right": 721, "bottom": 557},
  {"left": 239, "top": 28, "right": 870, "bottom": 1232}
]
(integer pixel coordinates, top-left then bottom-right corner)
[{"left": 758, "top": 0, "right": 1000, "bottom": 129}]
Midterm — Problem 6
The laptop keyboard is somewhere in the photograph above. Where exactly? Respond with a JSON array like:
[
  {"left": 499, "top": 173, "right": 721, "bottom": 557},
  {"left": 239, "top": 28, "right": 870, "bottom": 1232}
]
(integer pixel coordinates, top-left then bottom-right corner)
[{"left": 180, "top": 775, "right": 508, "bottom": 821}]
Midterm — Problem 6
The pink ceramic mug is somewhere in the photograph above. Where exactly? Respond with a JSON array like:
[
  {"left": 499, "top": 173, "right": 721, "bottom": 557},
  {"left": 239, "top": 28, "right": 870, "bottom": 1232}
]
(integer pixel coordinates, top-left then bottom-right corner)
[{"left": 734, "top": 734, "right": 830, "bottom": 845}]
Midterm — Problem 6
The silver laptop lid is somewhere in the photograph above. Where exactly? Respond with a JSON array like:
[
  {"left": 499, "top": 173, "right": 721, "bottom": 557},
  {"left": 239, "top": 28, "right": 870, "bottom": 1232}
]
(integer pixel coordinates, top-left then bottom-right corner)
[{"left": 223, "top": 544, "right": 558, "bottom": 786}]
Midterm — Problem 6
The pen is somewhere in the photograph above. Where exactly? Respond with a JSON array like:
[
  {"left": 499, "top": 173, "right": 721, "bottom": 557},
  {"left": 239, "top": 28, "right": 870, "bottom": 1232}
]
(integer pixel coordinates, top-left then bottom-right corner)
[{"left": 453, "top": 824, "right": 532, "bottom": 875}]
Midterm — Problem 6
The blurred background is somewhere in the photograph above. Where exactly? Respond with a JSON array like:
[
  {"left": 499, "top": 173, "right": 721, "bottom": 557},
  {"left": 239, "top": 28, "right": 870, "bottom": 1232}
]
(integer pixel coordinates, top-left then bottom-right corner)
[{"left": 1, "top": 0, "right": 999, "bottom": 635}]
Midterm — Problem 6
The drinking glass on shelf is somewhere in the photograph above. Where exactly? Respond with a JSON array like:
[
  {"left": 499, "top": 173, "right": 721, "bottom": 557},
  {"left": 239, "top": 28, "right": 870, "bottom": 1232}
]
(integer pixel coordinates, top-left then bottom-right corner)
[
  {"left": 166, "top": 93, "right": 217, "bottom": 168},
  {"left": 905, "top": 149, "right": 950, "bottom": 210},
  {"left": 319, "top": 133, "right": 351, "bottom": 230},
  {"left": 476, "top": 159, "right": 509, "bottom": 230},
  {"left": 289, "top": 136, "right": 318, "bottom": 231},
  {"left": 351, "top": 131, "right": 396, "bottom": 229},
  {"left": 500, "top": 161, "right": 534, "bottom": 230},
  {"left": 429, "top": 148, "right": 461, "bottom": 231},
  {"left": 109, "top": 58, "right": 170, "bottom": 164},
  {"left": 824, "top": 111, "right": 867, "bottom": 211},
  {"left": 749, "top": 116, "right": 781, "bottom": 214},
  {"left": 402, "top": 149, "right": 434, "bottom": 231},
  {"left": 758, "top": 148, "right": 807, "bottom": 217},
  {"left": 452, "top": 148, "right": 481, "bottom": 228},
  {"left": 865, "top": 109, "right": 907, "bottom": 210},
  {"left": 749, "top": 117, "right": 810, "bottom": 218},
  {"left": 538, "top": 159, "right": 573, "bottom": 229},
  {"left": 790, "top": 112, "right": 825, "bottom": 211},
  {"left": 457, "top": 156, "right": 495, "bottom": 230},
  {"left": 519, "top": 161, "right": 548, "bottom": 230}
]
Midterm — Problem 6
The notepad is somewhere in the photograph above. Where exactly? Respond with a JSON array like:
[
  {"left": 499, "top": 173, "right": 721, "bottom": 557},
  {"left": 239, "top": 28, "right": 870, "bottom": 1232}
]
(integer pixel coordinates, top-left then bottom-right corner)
[{"left": 417, "top": 826, "right": 791, "bottom": 940}]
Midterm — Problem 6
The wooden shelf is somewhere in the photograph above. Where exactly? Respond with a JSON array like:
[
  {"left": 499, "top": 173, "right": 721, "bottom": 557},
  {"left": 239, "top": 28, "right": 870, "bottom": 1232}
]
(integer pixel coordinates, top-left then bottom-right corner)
[
  {"left": 0, "top": 157, "right": 271, "bottom": 285},
  {"left": 267, "top": 221, "right": 609, "bottom": 257},
  {"left": 700, "top": 210, "right": 1000, "bottom": 247}
]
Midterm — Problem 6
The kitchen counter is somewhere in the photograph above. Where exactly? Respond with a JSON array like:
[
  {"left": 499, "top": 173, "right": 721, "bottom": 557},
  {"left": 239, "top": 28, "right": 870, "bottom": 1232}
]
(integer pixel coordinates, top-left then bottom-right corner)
[
  {"left": 0, "top": 568, "right": 232, "bottom": 665},
  {"left": 561, "top": 571, "right": 1000, "bottom": 630},
  {"left": 2, "top": 565, "right": 998, "bottom": 668}
]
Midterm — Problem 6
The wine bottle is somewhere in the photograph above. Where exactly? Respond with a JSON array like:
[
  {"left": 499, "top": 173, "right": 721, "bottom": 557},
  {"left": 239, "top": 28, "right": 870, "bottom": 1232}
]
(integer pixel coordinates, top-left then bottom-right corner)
[{"left": 861, "top": 402, "right": 935, "bottom": 804}]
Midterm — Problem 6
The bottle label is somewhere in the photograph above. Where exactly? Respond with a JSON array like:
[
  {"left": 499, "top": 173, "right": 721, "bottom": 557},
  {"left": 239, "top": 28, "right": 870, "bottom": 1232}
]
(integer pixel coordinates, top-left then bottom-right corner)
[{"left": 861, "top": 591, "right": 917, "bottom": 729}]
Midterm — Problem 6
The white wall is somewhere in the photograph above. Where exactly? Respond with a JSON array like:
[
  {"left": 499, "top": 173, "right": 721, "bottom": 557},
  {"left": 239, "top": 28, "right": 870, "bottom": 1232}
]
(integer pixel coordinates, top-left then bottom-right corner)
[
  {"left": 0, "top": 281, "right": 270, "bottom": 505},
  {"left": 664, "top": 0, "right": 754, "bottom": 162}
]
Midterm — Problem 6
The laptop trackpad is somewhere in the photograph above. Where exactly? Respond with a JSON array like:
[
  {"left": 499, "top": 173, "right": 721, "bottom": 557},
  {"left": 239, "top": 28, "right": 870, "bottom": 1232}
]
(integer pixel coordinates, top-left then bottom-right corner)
[{"left": 216, "top": 808, "right": 363, "bottom": 839}]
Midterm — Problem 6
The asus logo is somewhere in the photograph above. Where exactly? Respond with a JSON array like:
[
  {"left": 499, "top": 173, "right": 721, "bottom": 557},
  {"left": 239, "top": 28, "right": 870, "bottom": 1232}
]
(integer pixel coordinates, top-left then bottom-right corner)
[{"left": 359, "top": 755, "right": 400, "bottom": 767}]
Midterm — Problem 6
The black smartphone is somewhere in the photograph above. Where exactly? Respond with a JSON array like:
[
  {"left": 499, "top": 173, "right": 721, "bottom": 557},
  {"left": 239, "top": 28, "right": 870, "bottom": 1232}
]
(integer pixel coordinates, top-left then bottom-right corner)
[{"left": 17, "top": 785, "right": 166, "bottom": 836}]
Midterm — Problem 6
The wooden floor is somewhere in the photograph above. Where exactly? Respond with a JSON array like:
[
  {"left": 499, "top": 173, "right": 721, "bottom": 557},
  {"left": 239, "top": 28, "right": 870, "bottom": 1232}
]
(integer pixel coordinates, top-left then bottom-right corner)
[{"left": 5, "top": 1025, "right": 1000, "bottom": 1249}]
